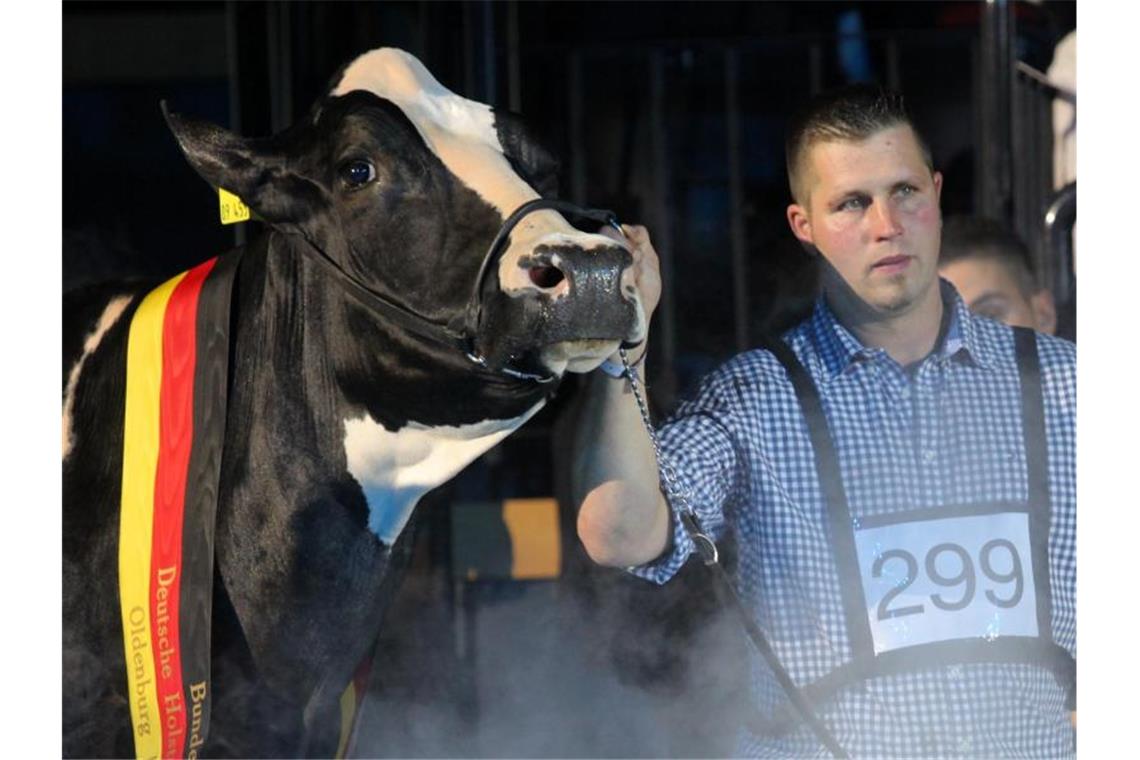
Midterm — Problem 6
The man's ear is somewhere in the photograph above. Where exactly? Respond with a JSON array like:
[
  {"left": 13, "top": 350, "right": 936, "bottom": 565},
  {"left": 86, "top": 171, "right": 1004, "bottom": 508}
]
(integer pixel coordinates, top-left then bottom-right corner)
[
  {"left": 787, "top": 202, "right": 815, "bottom": 249},
  {"left": 495, "top": 110, "right": 561, "bottom": 199},
  {"left": 1031, "top": 287, "right": 1058, "bottom": 336},
  {"left": 162, "top": 102, "right": 323, "bottom": 227}
]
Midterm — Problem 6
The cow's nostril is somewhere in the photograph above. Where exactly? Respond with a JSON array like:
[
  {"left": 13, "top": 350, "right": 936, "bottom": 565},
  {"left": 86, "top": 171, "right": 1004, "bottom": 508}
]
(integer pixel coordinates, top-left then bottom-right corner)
[{"left": 529, "top": 265, "right": 565, "bottom": 289}]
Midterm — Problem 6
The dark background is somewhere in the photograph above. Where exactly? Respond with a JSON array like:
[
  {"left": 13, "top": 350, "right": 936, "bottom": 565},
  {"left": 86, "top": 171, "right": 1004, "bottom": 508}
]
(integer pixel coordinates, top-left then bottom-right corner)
[
  {"left": 63, "top": 1, "right": 1077, "bottom": 397},
  {"left": 62, "top": 2, "right": 1077, "bottom": 756}
]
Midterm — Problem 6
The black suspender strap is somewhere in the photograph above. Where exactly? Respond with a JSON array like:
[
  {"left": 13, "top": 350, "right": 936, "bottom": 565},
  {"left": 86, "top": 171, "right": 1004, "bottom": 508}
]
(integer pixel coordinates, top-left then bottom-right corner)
[
  {"left": 699, "top": 556, "right": 849, "bottom": 758},
  {"left": 751, "top": 636, "right": 1076, "bottom": 737},
  {"left": 633, "top": 355, "right": 848, "bottom": 756},
  {"left": 761, "top": 338, "right": 875, "bottom": 660},
  {"left": 1014, "top": 327, "right": 1057, "bottom": 645},
  {"left": 751, "top": 330, "right": 1073, "bottom": 721},
  {"left": 1014, "top": 328, "right": 1050, "bottom": 507},
  {"left": 1013, "top": 329, "right": 1075, "bottom": 709},
  {"left": 674, "top": 338, "right": 850, "bottom": 758},
  {"left": 678, "top": 330, "right": 1069, "bottom": 751}
]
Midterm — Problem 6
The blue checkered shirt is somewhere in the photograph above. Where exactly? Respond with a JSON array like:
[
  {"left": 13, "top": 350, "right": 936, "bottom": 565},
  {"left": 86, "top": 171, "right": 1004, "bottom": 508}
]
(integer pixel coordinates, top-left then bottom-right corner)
[{"left": 632, "top": 281, "right": 1076, "bottom": 758}]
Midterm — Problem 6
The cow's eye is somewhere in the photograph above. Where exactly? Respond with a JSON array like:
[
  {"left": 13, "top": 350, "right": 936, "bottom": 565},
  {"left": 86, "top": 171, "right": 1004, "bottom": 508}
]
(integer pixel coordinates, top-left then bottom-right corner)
[{"left": 339, "top": 160, "right": 376, "bottom": 189}]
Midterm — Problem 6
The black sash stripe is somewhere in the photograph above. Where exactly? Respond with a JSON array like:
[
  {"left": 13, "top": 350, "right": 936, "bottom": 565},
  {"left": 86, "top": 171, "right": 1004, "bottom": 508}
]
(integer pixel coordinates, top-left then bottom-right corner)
[{"left": 179, "top": 249, "right": 242, "bottom": 754}]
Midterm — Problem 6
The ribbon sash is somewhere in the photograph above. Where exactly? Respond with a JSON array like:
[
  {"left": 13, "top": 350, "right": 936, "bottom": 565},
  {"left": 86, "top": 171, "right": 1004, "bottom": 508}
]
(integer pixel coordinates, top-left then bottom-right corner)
[{"left": 118, "top": 254, "right": 238, "bottom": 758}]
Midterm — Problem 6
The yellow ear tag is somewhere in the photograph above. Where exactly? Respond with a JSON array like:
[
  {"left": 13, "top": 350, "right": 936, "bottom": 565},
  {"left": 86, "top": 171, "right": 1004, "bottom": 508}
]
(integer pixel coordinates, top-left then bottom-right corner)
[{"left": 218, "top": 187, "right": 251, "bottom": 225}]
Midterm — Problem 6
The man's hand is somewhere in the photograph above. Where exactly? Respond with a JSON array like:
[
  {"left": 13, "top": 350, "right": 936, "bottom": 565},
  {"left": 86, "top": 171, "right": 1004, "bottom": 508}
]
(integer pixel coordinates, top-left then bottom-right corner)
[{"left": 602, "top": 223, "right": 661, "bottom": 364}]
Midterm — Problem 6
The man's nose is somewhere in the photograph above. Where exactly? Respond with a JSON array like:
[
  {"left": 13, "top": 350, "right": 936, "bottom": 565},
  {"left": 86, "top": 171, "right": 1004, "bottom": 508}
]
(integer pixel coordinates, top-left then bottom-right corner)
[{"left": 869, "top": 200, "right": 903, "bottom": 240}]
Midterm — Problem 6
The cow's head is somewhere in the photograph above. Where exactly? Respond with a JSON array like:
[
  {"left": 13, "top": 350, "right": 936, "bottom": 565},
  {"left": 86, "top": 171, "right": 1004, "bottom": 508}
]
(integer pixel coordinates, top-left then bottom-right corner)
[{"left": 164, "top": 47, "right": 646, "bottom": 379}]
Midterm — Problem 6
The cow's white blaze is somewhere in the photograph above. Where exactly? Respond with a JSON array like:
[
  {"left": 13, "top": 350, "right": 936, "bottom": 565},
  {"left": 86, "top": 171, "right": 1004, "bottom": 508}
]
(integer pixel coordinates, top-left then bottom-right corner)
[
  {"left": 343, "top": 401, "right": 544, "bottom": 544},
  {"left": 332, "top": 48, "right": 536, "bottom": 221},
  {"left": 62, "top": 295, "right": 132, "bottom": 460}
]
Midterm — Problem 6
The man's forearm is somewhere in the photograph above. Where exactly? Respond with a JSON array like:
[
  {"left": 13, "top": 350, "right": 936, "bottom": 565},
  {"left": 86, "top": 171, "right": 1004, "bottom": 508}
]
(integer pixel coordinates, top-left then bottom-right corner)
[{"left": 572, "top": 367, "right": 671, "bottom": 567}]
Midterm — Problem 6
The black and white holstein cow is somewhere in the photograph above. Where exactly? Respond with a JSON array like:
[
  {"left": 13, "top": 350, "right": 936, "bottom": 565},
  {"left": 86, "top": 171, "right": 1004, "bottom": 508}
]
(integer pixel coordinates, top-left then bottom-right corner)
[{"left": 63, "top": 48, "right": 645, "bottom": 758}]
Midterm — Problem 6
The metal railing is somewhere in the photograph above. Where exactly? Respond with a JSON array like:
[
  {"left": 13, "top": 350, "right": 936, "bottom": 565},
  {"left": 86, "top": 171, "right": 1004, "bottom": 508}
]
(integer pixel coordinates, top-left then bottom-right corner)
[
  {"left": 1043, "top": 181, "right": 1076, "bottom": 308},
  {"left": 1011, "top": 59, "right": 1074, "bottom": 299}
]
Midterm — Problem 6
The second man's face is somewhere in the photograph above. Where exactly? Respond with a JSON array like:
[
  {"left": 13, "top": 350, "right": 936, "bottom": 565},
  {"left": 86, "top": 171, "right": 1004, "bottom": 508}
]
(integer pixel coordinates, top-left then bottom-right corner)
[
  {"left": 788, "top": 125, "right": 943, "bottom": 320},
  {"left": 939, "top": 255, "right": 1057, "bottom": 334}
]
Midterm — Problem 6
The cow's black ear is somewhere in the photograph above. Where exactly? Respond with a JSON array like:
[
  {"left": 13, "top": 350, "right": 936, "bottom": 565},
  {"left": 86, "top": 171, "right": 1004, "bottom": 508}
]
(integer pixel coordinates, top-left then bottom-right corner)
[
  {"left": 494, "top": 111, "right": 561, "bottom": 199},
  {"left": 162, "top": 102, "right": 317, "bottom": 226}
]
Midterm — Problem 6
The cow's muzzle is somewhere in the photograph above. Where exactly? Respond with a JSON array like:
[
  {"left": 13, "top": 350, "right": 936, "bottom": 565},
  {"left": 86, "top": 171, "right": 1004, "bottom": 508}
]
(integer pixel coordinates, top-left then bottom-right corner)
[
  {"left": 474, "top": 240, "right": 640, "bottom": 376},
  {"left": 455, "top": 198, "right": 638, "bottom": 382}
]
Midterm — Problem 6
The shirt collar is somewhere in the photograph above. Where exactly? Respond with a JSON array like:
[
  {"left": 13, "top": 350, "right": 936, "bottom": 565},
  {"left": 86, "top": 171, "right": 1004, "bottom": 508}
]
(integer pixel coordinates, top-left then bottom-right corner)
[
  {"left": 940, "top": 279, "right": 998, "bottom": 370},
  {"left": 807, "top": 279, "right": 996, "bottom": 380}
]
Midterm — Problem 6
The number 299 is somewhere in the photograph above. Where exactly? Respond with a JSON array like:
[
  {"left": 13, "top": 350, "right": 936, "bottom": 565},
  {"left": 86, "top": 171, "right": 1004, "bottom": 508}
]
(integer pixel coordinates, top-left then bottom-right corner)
[{"left": 874, "top": 539, "right": 1024, "bottom": 621}]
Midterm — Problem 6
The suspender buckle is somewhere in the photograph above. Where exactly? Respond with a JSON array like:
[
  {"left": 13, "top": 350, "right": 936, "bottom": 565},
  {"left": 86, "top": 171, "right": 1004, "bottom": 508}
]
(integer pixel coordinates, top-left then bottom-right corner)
[{"left": 679, "top": 510, "right": 719, "bottom": 565}]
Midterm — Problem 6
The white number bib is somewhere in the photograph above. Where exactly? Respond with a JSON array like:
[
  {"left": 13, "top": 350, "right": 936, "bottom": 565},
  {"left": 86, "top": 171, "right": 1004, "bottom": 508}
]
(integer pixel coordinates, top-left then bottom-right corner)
[{"left": 853, "top": 511, "right": 1039, "bottom": 655}]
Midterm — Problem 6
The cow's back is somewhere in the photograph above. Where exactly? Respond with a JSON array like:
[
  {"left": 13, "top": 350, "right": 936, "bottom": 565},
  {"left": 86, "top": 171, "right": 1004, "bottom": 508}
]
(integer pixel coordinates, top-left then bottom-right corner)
[{"left": 62, "top": 281, "right": 149, "bottom": 757}]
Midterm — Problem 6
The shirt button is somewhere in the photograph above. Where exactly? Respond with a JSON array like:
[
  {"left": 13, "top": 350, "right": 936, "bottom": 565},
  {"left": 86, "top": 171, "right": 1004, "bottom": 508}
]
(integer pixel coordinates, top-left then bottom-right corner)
[
  {"left": 948, "top": 665, "right": 963, "bottom": 680},
  {"left": 957, "top": 737, "right": 973, "bottom": 752},
  {"left": 922, "top": 449, "right": 936, "bottom": 464}
]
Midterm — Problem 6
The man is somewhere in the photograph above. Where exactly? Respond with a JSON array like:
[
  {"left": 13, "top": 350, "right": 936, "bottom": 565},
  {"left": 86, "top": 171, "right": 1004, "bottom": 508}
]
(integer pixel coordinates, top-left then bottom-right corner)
[
  {"left": 572, "top": 86, "right": 1075, "bottom": 757},
  {"left": 939, "top": 215, "right": 1057, "bottom": 334}
]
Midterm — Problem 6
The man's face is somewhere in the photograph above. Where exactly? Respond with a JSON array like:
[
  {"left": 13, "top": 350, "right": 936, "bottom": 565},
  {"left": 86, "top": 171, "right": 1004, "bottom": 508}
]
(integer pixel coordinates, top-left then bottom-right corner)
[
  {"left": 939, "top": 255, "right": 1056, "bottom": 334},
  {"left": 787, "top": 125, "right": 943, "bottom": 319}
]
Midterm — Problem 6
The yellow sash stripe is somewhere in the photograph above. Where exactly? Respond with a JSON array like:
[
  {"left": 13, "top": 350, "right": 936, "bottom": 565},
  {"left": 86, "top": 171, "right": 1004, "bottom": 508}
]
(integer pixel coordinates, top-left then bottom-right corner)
[
  {"left": 335, "top": 681, "right": 357, "bottom": 759},
  {"left": 119, "top": 273, "right": 186, "bottom": 760}
]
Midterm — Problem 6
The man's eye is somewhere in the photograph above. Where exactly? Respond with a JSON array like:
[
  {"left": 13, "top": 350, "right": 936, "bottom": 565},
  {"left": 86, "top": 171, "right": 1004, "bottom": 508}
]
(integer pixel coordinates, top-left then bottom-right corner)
[
  {"left": 838, "top": 197, "right": 866, "bottom": 212},
  {"left": 896, "top": 184, "right": 917, "bottom": 197},
  {"left": 339, "top": 160, "right": 376, "bottom": 189}
]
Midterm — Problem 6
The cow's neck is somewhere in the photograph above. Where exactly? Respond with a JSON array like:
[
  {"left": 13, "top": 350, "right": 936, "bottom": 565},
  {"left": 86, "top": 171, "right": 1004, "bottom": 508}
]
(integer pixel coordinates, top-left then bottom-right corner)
[
  {"left": 212, "top": 232, "right": 549, "bottom": 718},
  {"left": 227, "top": 230, "right": 550, "bottom": 480},
  {"left": 289, "top": 230, "right": 551, "bottom": 543}
]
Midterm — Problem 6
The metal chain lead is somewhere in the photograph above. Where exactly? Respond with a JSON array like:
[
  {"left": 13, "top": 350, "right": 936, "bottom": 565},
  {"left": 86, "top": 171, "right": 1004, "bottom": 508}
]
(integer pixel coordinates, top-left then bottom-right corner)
[
  {"left": 616, "top": 347, "right": 846, "bottom": 758},
  {"left": 618, "top": 347, "right": 719, "bottom": 565},
  {"left": 615, "top": 348, "right": 846, "bottom": 758}
]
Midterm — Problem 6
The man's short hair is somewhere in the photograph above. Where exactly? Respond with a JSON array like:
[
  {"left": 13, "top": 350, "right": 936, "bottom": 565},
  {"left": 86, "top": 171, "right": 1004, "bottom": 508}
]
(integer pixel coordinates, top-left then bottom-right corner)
[
  {"left": 785, "top": 85, "right": 933, "bottom": 205},
  {"left": 940, "top": 215, "right": 1039, "bottom": 296}
]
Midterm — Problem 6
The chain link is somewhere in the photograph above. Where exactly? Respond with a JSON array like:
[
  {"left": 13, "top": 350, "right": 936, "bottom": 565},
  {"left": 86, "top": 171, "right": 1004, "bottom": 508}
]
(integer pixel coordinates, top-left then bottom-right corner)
[{"left": 618, "top": 347, "right": 718, "bottom": 565}]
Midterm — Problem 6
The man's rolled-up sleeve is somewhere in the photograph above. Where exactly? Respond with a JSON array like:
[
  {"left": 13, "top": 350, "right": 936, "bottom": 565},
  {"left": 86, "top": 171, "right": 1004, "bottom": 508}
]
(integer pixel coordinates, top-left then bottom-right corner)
[{"left": 627, "top": 374, "right": 740, "bottom": 584}]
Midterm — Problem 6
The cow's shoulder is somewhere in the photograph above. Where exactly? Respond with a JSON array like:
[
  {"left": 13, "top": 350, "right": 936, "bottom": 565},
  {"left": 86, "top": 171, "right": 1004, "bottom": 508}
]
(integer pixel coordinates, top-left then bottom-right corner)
[
  {"left": 62, "top": 280, "right": 149, "bottom": 462},
  {"left": 62, "top": 280, "right": 150, "bottom": 544}
]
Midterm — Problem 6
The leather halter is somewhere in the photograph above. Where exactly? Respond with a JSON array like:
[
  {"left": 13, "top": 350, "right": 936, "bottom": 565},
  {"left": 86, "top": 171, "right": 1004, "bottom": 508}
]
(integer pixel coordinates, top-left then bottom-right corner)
[{"left": 299, "top": 198, "right": 623, "bottom": 383}]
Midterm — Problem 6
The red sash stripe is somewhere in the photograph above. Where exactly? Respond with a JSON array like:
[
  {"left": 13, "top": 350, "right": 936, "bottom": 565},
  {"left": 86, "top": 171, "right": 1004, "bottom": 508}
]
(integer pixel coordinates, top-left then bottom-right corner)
[{"left": 150, "top": 259, "right": 215, "bottom": 757}]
